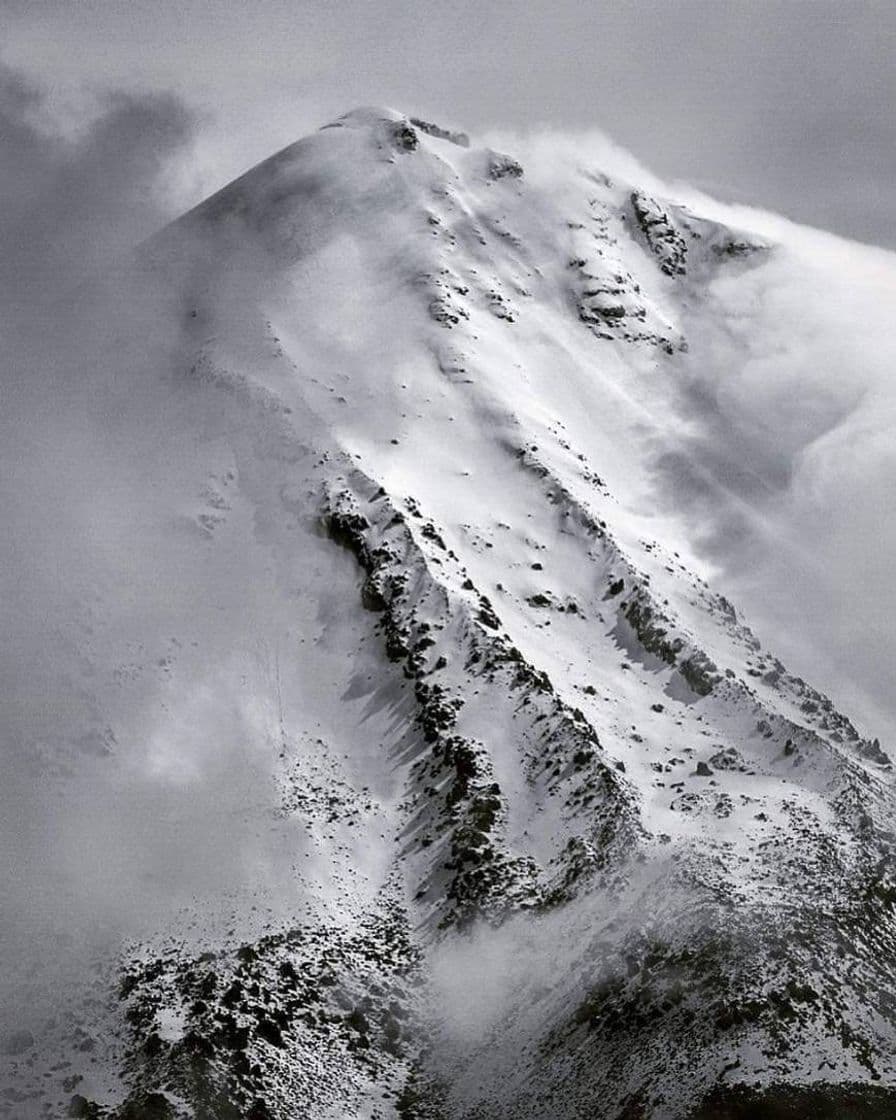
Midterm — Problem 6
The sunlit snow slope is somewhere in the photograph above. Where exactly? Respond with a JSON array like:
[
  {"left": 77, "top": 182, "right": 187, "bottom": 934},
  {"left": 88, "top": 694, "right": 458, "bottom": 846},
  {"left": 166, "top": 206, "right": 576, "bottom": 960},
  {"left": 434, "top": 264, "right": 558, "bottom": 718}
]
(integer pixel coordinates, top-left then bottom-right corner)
[{"left": 4, "top": 107, "right": 896, "bottom": 1120}]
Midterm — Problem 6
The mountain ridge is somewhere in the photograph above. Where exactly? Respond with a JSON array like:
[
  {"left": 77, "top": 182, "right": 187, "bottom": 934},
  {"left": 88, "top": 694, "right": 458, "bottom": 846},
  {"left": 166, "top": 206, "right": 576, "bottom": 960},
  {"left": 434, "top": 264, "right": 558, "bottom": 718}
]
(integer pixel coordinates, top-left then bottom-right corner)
[{"left": 4, "top": 107, "right": 896, "bottom": 1120}]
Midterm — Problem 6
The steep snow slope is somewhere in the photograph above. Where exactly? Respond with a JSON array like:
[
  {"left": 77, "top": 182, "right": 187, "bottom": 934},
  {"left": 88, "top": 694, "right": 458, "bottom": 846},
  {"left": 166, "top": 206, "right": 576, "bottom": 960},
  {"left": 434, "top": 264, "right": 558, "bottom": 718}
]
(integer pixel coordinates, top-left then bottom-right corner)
[{"left": 4, "top": 107, "right": 896, "bottom": 1120}]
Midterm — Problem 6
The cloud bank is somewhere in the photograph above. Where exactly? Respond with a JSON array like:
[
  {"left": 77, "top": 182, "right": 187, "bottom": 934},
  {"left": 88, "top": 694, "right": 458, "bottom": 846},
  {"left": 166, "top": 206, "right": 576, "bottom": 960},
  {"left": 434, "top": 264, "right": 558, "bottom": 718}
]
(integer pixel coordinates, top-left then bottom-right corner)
[
  {"left": 489, "top": 125, "right": 896, "bottom": 742},
  {"left": 0, "top": 67, "right": 307, "bottom": 1040},
  {"left": 653, "top": 197, "right": 896, "bottom": 741}
]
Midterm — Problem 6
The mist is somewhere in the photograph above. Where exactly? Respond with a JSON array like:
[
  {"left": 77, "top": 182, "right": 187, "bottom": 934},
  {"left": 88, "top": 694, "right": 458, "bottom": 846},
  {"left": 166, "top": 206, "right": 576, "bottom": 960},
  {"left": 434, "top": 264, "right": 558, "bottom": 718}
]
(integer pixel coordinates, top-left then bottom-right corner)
[
  {"left": 492, "top": 125, "right": 896, "bottom": 745},
  {"left": 0, "top": 67, "right": 314, "bottom": 1044},
  {"left": 649, "top": 198, "right": 896, "bottom": 743}
]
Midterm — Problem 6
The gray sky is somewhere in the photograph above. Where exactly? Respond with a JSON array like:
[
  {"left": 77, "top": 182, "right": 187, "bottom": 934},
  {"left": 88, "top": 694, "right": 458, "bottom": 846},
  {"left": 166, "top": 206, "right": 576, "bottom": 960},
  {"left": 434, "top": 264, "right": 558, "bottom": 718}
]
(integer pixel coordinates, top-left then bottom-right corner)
[{"left": 3, "top": 0, "right": 895, "bottom": 246}]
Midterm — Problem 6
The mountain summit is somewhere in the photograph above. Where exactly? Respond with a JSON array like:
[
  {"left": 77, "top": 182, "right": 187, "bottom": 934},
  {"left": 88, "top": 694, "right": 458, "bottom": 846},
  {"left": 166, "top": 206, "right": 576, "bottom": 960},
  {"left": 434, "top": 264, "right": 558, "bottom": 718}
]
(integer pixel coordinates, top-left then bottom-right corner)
[{"left": 5, "top": 109, "right": 896, "bottom": 1120}]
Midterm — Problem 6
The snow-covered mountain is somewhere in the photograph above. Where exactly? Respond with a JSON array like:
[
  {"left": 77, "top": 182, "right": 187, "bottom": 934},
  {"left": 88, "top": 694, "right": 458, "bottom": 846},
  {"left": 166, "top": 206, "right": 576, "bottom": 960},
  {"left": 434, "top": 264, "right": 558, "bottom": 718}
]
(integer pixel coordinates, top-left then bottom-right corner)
[{"left": 4, "top": 107, "right": 896, "bottom": 1119}]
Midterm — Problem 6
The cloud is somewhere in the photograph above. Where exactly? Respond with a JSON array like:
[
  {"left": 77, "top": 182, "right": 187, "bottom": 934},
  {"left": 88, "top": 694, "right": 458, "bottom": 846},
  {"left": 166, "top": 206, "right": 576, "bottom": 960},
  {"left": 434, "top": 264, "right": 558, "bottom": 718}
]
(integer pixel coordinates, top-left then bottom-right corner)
[
  {"left": 644, "top": 191, "right": 896, "bottom": 740},
  {"left": 485, "top": 123, "right": 896, "bottom": 743},
  {"left": 0, "top": 65, "right": 195, "bottom": 300},
  {"left": 0, "top": 66, "right": 312, "bottom": 1040}
]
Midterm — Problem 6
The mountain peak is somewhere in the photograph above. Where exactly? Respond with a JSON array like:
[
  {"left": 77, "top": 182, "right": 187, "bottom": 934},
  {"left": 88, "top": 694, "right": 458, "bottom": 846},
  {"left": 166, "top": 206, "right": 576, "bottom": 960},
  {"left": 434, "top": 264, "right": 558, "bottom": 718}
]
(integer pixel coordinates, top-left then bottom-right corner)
[
  {"left": 325, "top": 104, "right": 407, "bottom": 128},
  {"left": 9, "top": 103, "right": 894, "bottom": 1120}
]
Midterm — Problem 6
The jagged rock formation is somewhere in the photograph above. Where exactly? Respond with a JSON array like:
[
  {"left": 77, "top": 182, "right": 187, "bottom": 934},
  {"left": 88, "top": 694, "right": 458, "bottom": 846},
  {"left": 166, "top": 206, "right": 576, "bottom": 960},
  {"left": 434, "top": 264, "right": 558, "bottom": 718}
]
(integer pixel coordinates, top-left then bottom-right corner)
[{"left": 3, "top": 107, "right": 895, "bottom": 1120}]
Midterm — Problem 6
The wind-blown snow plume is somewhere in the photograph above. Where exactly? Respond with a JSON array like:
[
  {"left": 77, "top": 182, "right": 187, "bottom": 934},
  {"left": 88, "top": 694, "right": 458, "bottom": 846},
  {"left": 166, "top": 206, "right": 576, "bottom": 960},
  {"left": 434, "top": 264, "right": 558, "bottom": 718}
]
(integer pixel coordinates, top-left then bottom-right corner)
[{"left": 500, "top": 125, "right": 896, "bottom": 740}]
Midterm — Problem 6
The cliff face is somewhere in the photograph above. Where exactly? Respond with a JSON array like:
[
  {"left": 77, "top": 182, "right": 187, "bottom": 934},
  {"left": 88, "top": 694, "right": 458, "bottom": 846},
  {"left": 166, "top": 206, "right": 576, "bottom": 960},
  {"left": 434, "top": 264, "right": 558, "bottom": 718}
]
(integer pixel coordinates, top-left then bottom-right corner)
[{"left": 4, "top": 108, "right": 896, "bottom": 1120}]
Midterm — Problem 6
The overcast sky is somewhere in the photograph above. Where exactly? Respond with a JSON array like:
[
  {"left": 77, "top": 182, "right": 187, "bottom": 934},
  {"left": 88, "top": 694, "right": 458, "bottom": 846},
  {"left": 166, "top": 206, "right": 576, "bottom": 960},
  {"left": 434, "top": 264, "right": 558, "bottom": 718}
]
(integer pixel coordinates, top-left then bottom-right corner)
[{"left": 3, "top": 0, "right": 895, "bottom": 246}]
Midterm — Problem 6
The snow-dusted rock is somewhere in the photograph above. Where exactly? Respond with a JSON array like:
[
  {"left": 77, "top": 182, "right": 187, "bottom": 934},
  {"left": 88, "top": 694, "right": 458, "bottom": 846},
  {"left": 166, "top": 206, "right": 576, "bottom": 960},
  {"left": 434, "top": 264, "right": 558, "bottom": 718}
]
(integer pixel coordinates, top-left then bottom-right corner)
[{"left": 5, "top": 108, "right": 896, "bottom": 1120}]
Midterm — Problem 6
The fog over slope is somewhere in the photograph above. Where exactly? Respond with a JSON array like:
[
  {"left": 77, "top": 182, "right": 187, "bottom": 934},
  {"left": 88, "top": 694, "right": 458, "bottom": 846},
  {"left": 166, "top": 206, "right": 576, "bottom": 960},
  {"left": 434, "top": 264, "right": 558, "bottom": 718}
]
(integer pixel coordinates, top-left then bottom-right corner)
[
  {"left": 505, "top": 126, "right": 896, "bottom": 739},
  {"left": 3, "top": 92, "right": 896, "bottom": 1119}
]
